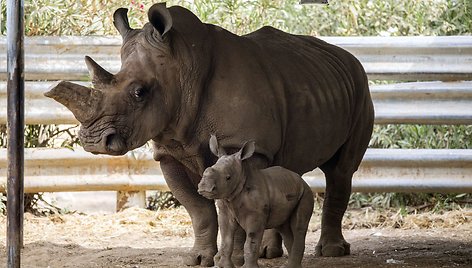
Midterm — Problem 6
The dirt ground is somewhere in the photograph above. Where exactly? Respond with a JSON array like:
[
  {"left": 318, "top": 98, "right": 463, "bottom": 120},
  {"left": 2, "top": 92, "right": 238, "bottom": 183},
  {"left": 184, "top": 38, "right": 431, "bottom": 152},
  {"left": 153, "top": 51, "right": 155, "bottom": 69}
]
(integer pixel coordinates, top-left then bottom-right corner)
[{"left": 0, "top": 207, "right": 471, "bottom": 268}]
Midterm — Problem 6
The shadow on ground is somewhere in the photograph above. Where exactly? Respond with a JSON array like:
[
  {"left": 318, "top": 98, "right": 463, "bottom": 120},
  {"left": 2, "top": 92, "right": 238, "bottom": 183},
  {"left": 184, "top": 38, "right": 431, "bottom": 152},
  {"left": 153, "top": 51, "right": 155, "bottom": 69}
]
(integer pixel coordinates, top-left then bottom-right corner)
[{"left": 0, "top": 232, "right": 470, "bottom": 268}]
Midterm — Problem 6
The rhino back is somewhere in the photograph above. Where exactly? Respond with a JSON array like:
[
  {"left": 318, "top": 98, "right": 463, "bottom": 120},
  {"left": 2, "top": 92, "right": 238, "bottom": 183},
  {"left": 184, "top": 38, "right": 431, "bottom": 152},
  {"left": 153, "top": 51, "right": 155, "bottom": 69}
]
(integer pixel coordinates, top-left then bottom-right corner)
[{"left": 241, "top": 27, "right": 372, "bottom": 174}]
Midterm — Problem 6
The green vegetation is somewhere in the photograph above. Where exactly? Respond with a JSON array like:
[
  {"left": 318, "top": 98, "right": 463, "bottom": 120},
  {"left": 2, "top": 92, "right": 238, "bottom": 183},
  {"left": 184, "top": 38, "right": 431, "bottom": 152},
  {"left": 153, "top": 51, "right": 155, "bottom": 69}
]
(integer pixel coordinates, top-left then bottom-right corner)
[
  {"left": 370, "top": 125, "right": 472, "bottom": 149},
  {"left": 348, "top": 192, "right": 471, "bottom": 212},
  {"left": 147, "top": 191, "right": 181, "bottom": 210},
  {"left": 1, "top": 0, "right": 470, "bottom": 36},
  {"left": 0, "top": 0, "right": 470, "bottom": 211}
]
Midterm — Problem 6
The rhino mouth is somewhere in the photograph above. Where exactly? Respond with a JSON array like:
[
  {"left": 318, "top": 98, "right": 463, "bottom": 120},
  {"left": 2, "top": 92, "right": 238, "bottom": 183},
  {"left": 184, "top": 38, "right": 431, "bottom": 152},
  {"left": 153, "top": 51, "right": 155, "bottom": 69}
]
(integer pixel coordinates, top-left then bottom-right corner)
[
  {"left": 197, "top": 189, "right": 218, "bottom": 200},
  {"left": 81, "top": 128, "right": 129, "bottom": 156},
  {"left": 197, "top": 180, "right": 218, "bottom": 199}
]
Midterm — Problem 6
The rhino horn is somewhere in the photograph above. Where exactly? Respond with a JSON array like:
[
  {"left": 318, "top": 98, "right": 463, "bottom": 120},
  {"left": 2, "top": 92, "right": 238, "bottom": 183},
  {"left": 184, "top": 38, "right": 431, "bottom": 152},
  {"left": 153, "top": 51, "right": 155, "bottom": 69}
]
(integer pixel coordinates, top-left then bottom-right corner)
[
  {"left": 148, "top": 3, "right": 173, "bottom": 41},
  {"left": 44, "top": 81, "right": 103, "bottom": 123},
  {"left": 113, "top": 8, "right": 132, "bottom": 39},
  {"left": 84, "top": 56, "right": 114, "bottom": 88}
]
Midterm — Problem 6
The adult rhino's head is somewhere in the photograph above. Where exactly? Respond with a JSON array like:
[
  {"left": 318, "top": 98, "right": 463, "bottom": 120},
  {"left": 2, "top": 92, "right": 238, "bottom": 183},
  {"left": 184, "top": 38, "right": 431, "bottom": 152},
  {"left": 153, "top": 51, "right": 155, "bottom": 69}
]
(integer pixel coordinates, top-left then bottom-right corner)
[
  {"left": 45, "top": 3, "right": 208, "bottom": 155},
  {"left": 198, "top": 135, "right": 255, "bottom": 200}
]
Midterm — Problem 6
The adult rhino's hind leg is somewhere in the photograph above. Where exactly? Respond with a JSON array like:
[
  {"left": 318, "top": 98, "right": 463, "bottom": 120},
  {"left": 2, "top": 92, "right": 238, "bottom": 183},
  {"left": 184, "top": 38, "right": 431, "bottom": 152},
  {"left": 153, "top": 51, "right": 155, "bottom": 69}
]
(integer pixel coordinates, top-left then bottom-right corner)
[
  {"left": 315, "top": 166, "right": 353, "bottom": 257},
  {"left": 159, "top": 156, "right": 218, "bottom": 267},
  {"left": 316, "top": 100, "right": 373, "bottom": 257}
]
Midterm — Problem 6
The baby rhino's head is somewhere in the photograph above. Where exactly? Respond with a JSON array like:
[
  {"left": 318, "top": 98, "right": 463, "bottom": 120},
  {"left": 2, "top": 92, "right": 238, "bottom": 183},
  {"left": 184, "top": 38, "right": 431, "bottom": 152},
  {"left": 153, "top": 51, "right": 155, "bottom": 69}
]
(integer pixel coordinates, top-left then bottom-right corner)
[{"left": 198, "top": 135, "right": 255, "bottom": 200}]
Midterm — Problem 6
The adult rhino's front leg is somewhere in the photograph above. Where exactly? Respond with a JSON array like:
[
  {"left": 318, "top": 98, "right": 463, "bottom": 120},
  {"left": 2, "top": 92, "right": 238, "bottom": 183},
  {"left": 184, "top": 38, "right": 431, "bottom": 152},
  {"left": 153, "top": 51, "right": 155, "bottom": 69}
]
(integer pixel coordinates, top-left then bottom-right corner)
[{"left": 159, "top": 156, "right": 218, "bottom": 266}]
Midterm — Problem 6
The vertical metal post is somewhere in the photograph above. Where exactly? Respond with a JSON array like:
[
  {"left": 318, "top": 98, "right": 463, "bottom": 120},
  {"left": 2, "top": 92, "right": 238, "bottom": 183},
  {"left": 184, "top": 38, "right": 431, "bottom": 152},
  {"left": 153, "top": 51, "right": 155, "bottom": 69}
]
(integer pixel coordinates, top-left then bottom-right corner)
[{"left": 6, "top": 0, "right": 24, "bottom": 267}]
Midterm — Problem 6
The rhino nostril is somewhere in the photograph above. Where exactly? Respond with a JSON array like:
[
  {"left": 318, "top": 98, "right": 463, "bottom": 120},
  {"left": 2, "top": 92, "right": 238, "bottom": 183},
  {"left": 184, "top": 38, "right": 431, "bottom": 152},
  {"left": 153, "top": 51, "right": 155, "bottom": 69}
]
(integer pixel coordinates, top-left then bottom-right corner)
[{"left": 105, "top": 133, "right": 125, "bottom": 154}]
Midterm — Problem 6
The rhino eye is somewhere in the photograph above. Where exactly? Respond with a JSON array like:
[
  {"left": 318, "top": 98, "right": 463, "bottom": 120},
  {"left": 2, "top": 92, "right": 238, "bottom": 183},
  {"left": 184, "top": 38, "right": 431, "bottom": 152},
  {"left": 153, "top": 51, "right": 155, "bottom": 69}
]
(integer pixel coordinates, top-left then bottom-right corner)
[
  {"left": 133, "top": 87, "right": 147, "bottom": 100},
  {"left": 226, "top": 175, "right": 231, "bottom": 181}
]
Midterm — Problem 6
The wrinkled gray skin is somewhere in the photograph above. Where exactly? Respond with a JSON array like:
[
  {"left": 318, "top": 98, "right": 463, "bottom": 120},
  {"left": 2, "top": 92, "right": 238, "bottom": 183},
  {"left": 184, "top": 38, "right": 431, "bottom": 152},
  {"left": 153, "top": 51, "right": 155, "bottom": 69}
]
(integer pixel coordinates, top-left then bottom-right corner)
[
  {"left": 198, "top": 136, "right": 314, "bottom": 268},
  {"left": 44, "top": 3, "right": 374, "bottom": 267}
]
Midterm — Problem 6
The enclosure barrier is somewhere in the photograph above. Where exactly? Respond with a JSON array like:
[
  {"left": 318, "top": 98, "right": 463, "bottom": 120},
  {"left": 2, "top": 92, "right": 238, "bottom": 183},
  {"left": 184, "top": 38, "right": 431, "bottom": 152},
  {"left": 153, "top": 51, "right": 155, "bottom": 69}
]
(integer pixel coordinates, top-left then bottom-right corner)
[
  {"left": 0, "top": 36, "right": 471, "bottom": 207},
  {"left": 0, "top": 148, "right": 470, "bottom": 193},
  {"left": 1, "top": 36, "right": 471, "bottom": 81},
  {"left": 1, "top": 80, "right": 471, "bottom": 125}
]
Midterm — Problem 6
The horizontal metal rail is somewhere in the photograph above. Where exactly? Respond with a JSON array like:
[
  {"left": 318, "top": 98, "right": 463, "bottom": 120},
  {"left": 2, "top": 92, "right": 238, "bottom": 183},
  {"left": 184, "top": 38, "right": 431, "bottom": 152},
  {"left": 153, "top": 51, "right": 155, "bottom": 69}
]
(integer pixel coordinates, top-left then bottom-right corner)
[
  {"left": 0, "top": 36, "right": 471, "bottom": 81},
  {"left": 0, "top": 148, "right": 470, "bottom": 193},
  {"left": 1, "top": 81, "right": 471, "bottom": 125},
  {"left": 0, "top": 148, "right": 167, "bottom": 193},
  {"left": 322, "top": 36, "right": 472, "bottom": 81},
  {"left": 372, "top": 81, "right": 472, "bottom": 124}
]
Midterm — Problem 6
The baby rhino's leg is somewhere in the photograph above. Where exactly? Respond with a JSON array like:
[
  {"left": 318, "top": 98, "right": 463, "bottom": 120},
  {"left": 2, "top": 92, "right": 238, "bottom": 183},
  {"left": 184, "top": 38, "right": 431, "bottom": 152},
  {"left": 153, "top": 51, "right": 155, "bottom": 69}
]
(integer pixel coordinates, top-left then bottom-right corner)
[
  {"left": 288, "top": 189, "right": 314, "bottom": 268},
  {"left": 242, "top": 217, "right": 265, "bottom": 268},
  {"left": 277, "top": 223, "right": 293, "bottom": 255},
  {"left": 215, "top": 202, "right": 237, "bottom": 268}
]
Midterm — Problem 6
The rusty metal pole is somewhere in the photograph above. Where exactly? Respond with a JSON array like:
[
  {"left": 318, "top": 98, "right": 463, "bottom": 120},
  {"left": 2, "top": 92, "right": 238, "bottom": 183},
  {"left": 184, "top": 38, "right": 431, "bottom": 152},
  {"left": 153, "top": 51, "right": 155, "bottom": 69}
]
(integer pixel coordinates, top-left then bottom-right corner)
[{"left": 6, "top": 0, "right": 25, "bottom": 267}]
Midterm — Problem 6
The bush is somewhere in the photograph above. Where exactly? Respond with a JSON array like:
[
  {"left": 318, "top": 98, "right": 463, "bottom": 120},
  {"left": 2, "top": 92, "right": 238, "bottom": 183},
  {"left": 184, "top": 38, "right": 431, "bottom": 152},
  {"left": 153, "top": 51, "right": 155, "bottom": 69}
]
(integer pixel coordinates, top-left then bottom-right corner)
[
  {"left": 370, "top": 125, "right": 472, "bottom": 149},
  {"left": 1, "top": 0, "right": 469, "bottom": 36}
]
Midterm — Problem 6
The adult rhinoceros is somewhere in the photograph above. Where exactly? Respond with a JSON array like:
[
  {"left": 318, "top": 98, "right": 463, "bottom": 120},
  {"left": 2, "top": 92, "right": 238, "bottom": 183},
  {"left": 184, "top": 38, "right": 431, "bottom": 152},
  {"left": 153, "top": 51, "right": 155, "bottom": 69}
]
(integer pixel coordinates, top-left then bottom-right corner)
[{"left": 45, "top": 3, "right": 374, "bottom": 266}]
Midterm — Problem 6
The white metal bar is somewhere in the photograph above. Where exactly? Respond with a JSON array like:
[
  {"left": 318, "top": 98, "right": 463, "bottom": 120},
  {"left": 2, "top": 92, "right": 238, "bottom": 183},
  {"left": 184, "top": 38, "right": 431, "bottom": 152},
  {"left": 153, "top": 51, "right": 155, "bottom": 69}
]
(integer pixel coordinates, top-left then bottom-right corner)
[
  {"left": 371, "top": 81, "right": 472, "bottom": 124},
  {"left": 0, "top": 148, "right": 167, "bottom": 192},
  {"left": 1, "top": 81, "right": 471, "bottom": 125},
  {"left": 1, "top": 55, "right": 469, "bottom": 81},
  {"left": 0, "top": 148, "right": 470, "bottom": 193},
  {"left": 0, "top": 36, "right": 471, "bottom": 81}
]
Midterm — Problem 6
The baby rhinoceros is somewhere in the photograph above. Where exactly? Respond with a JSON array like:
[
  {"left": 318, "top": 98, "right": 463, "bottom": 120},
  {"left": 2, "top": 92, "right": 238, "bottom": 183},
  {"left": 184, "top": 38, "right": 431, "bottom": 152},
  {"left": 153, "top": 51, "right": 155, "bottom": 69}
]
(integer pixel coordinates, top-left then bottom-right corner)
[{"left": 198, "top": 135, "right": 314, "bottom": 268}]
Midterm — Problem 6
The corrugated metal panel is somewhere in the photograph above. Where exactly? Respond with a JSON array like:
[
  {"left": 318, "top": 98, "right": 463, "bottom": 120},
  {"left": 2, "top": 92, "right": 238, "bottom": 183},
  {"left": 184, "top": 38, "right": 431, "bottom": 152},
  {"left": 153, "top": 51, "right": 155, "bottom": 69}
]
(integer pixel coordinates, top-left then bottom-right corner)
[
  {"left": 0, "top": 148, "right": 167, "bottom": 192},
  {"left": 0, "top": 36, "right": 471, "bottom": 81},
  {"left": 371, "top": 81, "right": 472, "bottom": 124},
  {"left": 1, "top": 80, "right": 471, "bottom": 124},
  {"left": 0, "top": 148, "right": 470, "bottom": 193}
]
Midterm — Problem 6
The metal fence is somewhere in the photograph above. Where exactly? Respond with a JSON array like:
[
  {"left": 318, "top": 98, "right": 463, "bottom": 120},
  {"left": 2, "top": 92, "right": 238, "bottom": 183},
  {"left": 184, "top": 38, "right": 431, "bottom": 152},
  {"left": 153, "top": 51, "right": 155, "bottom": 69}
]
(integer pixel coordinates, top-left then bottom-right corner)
[
  {"left": 1, "top": 36, "right": 471, "bottom": 81},
  {"left": 1, "top": 80, "right": 471, "bottom": 125},
  {"left": 0, "top": 36, "right": 471, "bottom": 196},
  {"left": 0, "top": 147, "right": 470, "bottom": 193}
]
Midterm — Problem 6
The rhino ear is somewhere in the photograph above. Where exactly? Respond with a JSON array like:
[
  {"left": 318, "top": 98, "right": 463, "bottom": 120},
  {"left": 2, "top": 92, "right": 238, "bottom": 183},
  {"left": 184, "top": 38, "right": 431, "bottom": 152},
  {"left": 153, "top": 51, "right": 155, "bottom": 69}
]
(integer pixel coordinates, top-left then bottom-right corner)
[
  {"left": 238, "top": 141, "right": 255, "bottom": 161},
  {"left": 85, "top": 56, "right": 114, "bottom": 88},
  {"left": 113, "top": 8, "right": 132, "bottom": 39},
  {"left": 148, "top": 3, "right": 173, "bottom": 40},
  {"left": 209, "top": 135, "right": 226, "bottom": 157}
]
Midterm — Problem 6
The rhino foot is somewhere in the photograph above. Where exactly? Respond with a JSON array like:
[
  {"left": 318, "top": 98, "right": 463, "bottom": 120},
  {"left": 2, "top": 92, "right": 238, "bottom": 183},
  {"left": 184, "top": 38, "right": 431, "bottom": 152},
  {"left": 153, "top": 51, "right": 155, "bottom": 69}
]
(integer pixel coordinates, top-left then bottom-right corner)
[
  {"left": 259, "top": 229, "right": 283, "bottom": 259},
  {"left": 315, "top": 240, "right": 350, "bottom": 257},
  {"left": 231, "top": 249, "right": 244, "bottom": 266},
  {"left": 214, "top": 256, "right": 236, "bottom": 268},
  {"left": 214, "top": 249, "right": 243, "bottom": 267},
  {"left": 184, "top": 248, "right": 216, "bottom": 267},
  {"left": 259, "top": 245, "right": 284, "bottom": 259}
]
